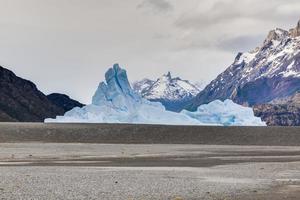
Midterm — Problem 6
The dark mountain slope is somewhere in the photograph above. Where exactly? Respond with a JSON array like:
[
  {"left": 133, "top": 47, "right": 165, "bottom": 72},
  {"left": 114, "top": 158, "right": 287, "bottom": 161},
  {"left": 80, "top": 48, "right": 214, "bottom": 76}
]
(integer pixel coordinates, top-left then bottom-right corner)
[
  {"left": 47, "top": 93, "right": 84, "bottom": 113},
  {"left": 0, "top": 66, "right": 65, "bottom": 122}
]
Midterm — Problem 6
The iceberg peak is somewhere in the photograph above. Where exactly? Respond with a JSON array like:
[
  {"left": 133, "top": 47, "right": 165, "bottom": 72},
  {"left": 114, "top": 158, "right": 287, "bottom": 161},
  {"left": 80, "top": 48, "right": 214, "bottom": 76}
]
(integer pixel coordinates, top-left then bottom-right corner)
[{"left": 92, "top": 63, "right": 140, "bottom": 110}]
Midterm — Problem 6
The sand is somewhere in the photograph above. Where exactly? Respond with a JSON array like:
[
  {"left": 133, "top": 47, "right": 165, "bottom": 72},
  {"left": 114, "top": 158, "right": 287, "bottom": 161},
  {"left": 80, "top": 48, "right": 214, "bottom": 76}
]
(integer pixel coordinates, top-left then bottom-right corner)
[{"left": 0, "top": 143, "right": 300, "bottom": 199}]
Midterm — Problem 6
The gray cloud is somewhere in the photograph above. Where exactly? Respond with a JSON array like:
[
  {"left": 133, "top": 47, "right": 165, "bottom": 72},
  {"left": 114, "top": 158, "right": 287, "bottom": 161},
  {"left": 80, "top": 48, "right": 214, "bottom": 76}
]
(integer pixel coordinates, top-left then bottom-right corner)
[
  {"left": 175, "top": 0, "right": 299, "bottom": 30},
  {"left": 152, "top": 33, "right": 172, "bottom": 40},
  {"left": 0, "top": 0, "right": 299, "bottom": 103},
  {"left": 137, "top": 0, "right": 173, "bottom": 13},
  {"left": 172, "top": 0, "right": 300, "bottom": 53},
  {"left": 217, "top": 35, "right": 265, "bottom": 53},
  {"left": 173, "top": 34, "right": 264, "bottom": 54}
]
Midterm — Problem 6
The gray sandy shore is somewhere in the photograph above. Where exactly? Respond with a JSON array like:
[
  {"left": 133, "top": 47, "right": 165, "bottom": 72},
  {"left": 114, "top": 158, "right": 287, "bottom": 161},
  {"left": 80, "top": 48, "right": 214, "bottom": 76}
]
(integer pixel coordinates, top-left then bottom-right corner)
[
  {"left": 0, "top": 123, "right": 300, "bottom": 145},
  {"left": 1, "top": 143, "right": 300, "bottom": 199},
  {"left": 1, "top": 123, "right": 300, "bottom": 199}
]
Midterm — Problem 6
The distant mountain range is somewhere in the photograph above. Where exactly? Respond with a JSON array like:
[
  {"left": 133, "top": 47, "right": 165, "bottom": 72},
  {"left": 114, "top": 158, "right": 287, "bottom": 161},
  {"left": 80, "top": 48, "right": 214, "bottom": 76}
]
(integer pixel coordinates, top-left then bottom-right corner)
[
  {"left": 133, "top": 72, "right": 202, "bottom": 112},
  {"left": 185, "top": 20, "right": 300, "bottom": 126},
  {"left": 0, "top": 66, "right": 83, "bottom": 122}
]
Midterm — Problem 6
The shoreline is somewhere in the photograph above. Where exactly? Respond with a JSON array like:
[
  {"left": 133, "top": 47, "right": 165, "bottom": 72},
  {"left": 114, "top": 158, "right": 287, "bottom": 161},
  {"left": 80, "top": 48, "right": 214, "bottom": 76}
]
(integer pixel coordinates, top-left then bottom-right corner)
[{"left": 0, "top": 123, "right": 299, "bottom": 145}]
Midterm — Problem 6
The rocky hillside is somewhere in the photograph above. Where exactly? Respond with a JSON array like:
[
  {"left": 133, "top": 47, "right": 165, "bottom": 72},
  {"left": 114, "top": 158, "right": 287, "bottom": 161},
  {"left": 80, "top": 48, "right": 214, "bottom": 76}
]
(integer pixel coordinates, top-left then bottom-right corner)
[
  {"left": 253, "top": 104, "right": 300, "bottom": 126},
  {"left": 47, "top": 93, "right": 84, "bottom": 113},
  {"left": 133, "top": 72, "right": 201, "bottom": 112},
  {"left": 188, "top": 20, "right": 300, "bottom": 111},
  {"left": 0, "top": 66, "right": 81, "bottom": 122},
  {"left": 253, "top": 92, "right": 300, "bottom": 126}
]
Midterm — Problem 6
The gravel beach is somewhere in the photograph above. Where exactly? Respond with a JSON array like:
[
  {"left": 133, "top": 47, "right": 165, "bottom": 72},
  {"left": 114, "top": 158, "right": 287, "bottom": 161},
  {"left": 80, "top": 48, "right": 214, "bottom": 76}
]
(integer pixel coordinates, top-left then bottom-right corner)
[
  {"left": 0, "top": 143, "right": 300, "bottom": 199},
  {"left": 1, "top": 123, "right": 300, "bottom": 199}
]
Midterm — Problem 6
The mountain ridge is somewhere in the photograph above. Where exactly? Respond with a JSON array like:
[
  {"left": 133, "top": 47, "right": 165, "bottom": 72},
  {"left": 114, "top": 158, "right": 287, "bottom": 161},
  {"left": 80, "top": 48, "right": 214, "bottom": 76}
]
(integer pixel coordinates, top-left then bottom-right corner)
[
  {"left": 0, "top": 66, "right": 64, "bottom": 122},
  {"left": 0, "top": 66, "right": 83, "bottom": 122},
  {"left": 133, "top": 72, "right": 201, "bottom": 112},
  {"left": 187, "top": 19, "right": 300, "bottom": 111}
]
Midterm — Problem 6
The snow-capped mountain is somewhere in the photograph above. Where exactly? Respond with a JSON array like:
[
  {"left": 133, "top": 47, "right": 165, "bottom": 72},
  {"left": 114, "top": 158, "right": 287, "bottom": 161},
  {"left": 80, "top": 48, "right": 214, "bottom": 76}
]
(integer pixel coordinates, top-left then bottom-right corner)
[
  {"left": 45, "top": 64, "right": 264, "bottom": 126},
  {"left": 188, "top": 19, "right": 300, "bottom": 111},
  {"left": 133, "top": 72, "right": 201, "bottom": 112},
  {"left": 132, "top": 78, "right": 155, "bottom": 94}
]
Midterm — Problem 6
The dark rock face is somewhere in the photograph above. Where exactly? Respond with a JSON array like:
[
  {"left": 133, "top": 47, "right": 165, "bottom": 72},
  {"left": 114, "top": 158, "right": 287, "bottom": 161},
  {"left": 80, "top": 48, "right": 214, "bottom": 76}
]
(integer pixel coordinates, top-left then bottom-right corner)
[
  {"left": 187, "top": 20, "right": 300, "bottom": 111},
  {"left": 0, "top": 66, "right": 65, "bottom": 122},
  {"left": 0, "top": 109, "right": 17, "bottom": 122},
  {"left": 253, "top": 104, "right": 300, "bottom": 126},
  {"left": 253, "top": 92, "right": 300, "bottom": 126},
  {"left": 47, "top": 93, "right": 84, "bottom": 113},
  {"left": 233, "top": 76, "right": 300, "bottom": 106}
]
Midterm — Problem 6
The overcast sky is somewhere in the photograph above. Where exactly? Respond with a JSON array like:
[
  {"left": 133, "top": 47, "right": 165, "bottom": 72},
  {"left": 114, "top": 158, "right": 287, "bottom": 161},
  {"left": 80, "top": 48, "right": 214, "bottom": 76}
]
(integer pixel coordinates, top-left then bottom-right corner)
[{"left": 0, "top": 0, "right": 299, "bottom": 103}]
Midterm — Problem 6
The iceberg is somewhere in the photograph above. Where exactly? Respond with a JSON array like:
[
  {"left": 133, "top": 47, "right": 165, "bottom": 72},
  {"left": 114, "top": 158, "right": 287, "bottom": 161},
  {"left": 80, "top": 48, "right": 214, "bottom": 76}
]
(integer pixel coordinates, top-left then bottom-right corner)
[
  {"left": 181, "top": 100, "right": 265, "bottom": 126},
  {"left": 45, "top": 64, "right": 265, "bottom": 126}
]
